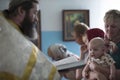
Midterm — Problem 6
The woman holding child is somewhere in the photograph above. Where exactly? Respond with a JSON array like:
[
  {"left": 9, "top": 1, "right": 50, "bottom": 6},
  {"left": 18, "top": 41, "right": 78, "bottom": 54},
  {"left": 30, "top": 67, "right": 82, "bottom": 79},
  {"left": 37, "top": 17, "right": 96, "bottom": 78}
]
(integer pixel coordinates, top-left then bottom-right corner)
[
  {"left": 48, "top": 9, "right": 120, "bottom": 79},
  {"left": 83, "top": 9, "right": 120, "bottom": 80}
]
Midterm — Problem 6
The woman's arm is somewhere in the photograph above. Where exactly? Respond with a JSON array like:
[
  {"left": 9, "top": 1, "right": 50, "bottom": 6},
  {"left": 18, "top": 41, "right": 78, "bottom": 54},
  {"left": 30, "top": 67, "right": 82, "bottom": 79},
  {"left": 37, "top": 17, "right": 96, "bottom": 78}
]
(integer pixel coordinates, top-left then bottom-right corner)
[
  {"left": 80, "top": 44, "right": 87, "bottom": 60},
  {"left": 109, "top": 64, "right": 116, "bottom": 80}
]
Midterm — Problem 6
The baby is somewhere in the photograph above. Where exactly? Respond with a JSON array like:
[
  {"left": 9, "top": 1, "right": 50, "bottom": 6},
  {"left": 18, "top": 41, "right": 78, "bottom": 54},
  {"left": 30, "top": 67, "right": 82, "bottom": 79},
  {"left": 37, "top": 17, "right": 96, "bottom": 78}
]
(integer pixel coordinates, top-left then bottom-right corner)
[
  {"left": 47, "top": 43, "right": 79, "bottom": 80},
  {"left": 82, "top": 37, "right": 116, "bottom": 80}
]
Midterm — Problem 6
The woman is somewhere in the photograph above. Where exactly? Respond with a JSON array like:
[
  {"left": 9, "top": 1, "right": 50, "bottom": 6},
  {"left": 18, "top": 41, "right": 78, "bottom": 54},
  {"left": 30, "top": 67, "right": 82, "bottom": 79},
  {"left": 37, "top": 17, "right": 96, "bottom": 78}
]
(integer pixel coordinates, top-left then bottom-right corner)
[
  {"left": 48, "top": 43, "right": 79, "bottom": 80},
  {"left": 96, "top": 9, "right": 120, "bottom": 80},
  {"left": 83, "top": 9, "right": 120, "bottom": 80}
]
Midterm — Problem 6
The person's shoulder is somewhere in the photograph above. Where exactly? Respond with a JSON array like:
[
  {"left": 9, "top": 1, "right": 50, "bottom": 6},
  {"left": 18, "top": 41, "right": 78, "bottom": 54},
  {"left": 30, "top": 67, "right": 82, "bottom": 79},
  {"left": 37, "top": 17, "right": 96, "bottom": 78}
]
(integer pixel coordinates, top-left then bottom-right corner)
[
  {"left": 0, "top": 12, "right": 8, "bottom": 28},
  {"left": 0, "top": 11, "right": 2, "bottom": 15},
  {"left": 0, "top": 11, "right": 4, "bottom": 18}
]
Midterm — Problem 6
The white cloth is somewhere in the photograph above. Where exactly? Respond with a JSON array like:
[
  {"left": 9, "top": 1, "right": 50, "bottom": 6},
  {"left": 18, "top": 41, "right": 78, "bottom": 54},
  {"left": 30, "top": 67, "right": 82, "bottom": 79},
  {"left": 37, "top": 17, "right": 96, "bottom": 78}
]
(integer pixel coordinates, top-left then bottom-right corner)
[{"left": 0, "top": 12, "right": 60, "bottom": 80}]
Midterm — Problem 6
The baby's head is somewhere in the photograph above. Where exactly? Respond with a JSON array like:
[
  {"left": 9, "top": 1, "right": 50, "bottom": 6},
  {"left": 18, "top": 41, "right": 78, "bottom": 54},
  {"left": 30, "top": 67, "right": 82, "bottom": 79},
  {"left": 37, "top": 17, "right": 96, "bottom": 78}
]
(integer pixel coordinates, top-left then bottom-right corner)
[
  {"left": 88, "top": 37, "right": 106, "bottom": 59},
  {"left": 47, "top": 44, "right": 69, "bottom": 61},
  {"left": 47, "top": 44, "right": 67, "bottom": 61}
]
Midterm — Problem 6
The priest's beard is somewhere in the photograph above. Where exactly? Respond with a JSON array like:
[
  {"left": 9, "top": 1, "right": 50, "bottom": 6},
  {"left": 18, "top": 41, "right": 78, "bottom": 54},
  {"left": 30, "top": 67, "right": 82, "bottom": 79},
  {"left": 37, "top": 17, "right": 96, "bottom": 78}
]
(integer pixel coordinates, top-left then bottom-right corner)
[{"left": 20, "top": 15, "right": 38, "bottom": 41}]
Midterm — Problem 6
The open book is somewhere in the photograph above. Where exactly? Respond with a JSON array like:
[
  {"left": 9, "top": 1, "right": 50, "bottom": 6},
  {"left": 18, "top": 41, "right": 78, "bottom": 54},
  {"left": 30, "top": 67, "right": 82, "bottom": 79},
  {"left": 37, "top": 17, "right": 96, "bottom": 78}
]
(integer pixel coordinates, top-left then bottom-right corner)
[{"left": 53, "top": 56, "right": 86, "bottom": 71}]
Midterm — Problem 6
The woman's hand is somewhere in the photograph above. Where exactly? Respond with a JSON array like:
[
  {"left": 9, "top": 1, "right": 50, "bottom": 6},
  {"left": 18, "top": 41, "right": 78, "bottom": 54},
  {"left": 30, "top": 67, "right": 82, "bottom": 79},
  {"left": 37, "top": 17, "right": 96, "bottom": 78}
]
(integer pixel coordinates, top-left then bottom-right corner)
[{"left": 80, "top": 44, "right": 88, "bottom": 54}]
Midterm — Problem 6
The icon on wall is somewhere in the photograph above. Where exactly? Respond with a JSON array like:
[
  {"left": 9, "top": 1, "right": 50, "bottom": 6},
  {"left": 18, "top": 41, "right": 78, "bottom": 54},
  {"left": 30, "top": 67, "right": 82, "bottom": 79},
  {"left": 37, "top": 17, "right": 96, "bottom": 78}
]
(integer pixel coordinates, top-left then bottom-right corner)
[{"left": 62, "top": 10, "right": 89, "bottom": 41}]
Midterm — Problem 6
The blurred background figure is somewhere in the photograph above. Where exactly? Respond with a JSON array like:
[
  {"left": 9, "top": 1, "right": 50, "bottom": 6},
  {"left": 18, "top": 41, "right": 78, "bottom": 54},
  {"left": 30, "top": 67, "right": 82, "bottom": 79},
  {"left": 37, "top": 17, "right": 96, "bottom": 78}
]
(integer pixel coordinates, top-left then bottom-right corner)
[{"left": 48, "top": 43, "right": 79, "bottom": 80}]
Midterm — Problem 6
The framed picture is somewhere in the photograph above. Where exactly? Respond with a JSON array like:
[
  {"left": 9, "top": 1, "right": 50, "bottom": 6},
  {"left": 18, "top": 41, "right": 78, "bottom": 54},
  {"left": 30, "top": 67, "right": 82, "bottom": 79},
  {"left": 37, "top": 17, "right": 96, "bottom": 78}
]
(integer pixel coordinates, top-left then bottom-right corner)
[
  {"left": 31, "top": 10, "right": 41, "bottom": 50},
  {"left": 62, "top": 10, "right": 89, "bottom": 41}
]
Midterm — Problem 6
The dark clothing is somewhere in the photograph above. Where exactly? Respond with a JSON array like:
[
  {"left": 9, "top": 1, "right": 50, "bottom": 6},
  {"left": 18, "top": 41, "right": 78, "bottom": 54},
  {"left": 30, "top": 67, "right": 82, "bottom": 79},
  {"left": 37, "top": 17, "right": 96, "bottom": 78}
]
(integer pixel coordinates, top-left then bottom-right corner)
[{"left": 110, "top": 42, "right": 120, "bottom": 69}]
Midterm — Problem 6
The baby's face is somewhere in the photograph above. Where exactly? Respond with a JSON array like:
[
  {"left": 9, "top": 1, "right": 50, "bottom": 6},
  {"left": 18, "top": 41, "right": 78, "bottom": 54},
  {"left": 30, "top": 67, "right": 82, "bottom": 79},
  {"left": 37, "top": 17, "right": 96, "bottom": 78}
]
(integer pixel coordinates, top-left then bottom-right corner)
[{"left": 88, "top": 42, "right": 104, "bottom": 59}]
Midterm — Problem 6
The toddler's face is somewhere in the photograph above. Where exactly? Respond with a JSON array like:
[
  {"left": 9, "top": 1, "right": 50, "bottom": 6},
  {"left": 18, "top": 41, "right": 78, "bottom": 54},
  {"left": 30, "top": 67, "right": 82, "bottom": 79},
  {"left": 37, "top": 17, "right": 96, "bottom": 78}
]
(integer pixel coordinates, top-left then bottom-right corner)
[{"left": 88, "top": 43, "right": 104, "bottom": 59}]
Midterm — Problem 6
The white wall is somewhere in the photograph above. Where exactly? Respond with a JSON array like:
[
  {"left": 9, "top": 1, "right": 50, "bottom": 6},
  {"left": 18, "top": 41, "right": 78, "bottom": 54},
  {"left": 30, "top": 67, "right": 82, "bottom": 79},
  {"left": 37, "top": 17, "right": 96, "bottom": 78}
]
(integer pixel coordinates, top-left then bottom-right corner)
[
  {"left": 40, "top": 0, "right": 120, "bottom": 32},
  {"left": 0, "top": 0, "right": 9, "bottom": 10},
  {"left": 40, "top": 0, "right": 103, "bottom": 31}
]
